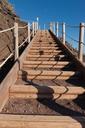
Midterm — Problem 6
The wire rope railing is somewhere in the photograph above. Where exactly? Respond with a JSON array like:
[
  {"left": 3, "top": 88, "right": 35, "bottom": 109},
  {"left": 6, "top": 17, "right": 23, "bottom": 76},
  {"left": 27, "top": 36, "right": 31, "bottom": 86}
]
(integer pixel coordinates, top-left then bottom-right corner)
[
  {"left": 0, "top": 21, "right": 39, "bottom": 68},
  {"left": 49, "top": 22, "right": 85, "bottom": 63}
]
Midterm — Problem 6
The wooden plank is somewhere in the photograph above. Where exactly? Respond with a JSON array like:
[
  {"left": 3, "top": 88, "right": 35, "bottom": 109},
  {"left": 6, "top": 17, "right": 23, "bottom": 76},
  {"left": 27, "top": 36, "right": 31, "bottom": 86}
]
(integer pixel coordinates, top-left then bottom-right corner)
[
  {"left": 18, "top": 75, "right": 79, "bottom": 80},
  {"left": 28, "top": 52, "right": 63, "bottom": 55},
  {"left": 31, "top": 44, "right": 58, "bottom": 47},
  {"left": 29, "top": 50, "right": 62, "bottom": 53},
  {"left": 10, "top": 85, "right": 85, "bottom": 99},
  {"left": 10, "top": 85, "right": 85, "bottom": 95},
  {"left": 26, "top": 55, "right": 66, "bottom": 61},
  {"left": 27, "top": 54, "right": 66, "bottom": 58},
  {"left": 23, "top": 64, "right": 67, "bottom": 69},
  {"left": 0, "top": 114, "right": 84, "bottom": 128},
  {"left": 30, "top": 47, "right": 60, "bottom": 50},
  {"left": 23, "top": 61, "right": 70, "bottom": 65},
  {"left": 19, "top": 70, "right": 79, "bottom": 76},
  {"left": 10, "top": 93, "right": 78, "bottom": 100}
]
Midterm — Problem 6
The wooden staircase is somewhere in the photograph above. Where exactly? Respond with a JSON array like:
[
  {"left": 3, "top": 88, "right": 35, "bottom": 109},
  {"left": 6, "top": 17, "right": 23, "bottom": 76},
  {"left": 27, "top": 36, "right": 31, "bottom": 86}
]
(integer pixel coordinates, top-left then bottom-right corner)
[{"left": 0, "top": 30, "right": 85, "bottom": 128}]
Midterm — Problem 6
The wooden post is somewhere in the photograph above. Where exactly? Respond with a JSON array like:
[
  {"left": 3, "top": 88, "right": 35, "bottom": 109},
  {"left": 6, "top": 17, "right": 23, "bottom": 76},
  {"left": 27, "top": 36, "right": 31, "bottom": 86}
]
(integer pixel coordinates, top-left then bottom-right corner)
[
  {"left": 34, "top": 22, "right": 37, "bottom": 34},
  {"left": 32, "top": 22, "right": 35, "bottom": 37},
  {"left": 53, "top": 22, "right": 56, "bottom": 34},
  {"left": 28, "top": 22, "right": 30, "bottom": 43},
  {"left": 56, "top": 22, "right": 58, "bottom": 37},
  {"left": 78, "top": 23, "right": 85, "bottom": 62},
  {"left": 50, "top": 22, "right": 53, "bottom": 32},
  {"left": 34, "top": 22, "right": 36, "bottom": 34},
  {"left": 37, "top": 17, "right": 39, "bottom": 30},
  {"left": 35, "top": 22, "right": 37, "bottom": 32},
  {"left": 62, "top": 22, "right": 65, "bottom": 45},
  {"left": 35, "top": 21, "right": 38, "bottom": 31},
  {"left": 14, "top": 22, "right": 18, "bottom": 61}
]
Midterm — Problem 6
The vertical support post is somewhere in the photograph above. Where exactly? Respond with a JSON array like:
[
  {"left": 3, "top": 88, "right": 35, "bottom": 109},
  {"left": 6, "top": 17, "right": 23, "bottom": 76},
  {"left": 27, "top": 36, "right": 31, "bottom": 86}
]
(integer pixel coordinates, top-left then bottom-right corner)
[
  {"left": 78, "top": 23, "right": 85, "bottom": 62},
  {"left": 14, "top": 22, "right": 18, "bottom": 61},
  {"left": 34, "top": 22, "right": 36, "bottom": 33},
  {"left": 34, "top": 22, "right": 36, "bottom": 34},
  {"left": 37, "top": 17, "right": 39, "bottom": 30},
  {"left": 36, "top": 22, "right": 37, "bottom": 32},
  {"left": 56, "top": 22, "right": 58, "bottom": 37},
  {"left": 36, "top": 22, "right": 39, "bottom": 30},
  {"left": 28, "top": 22, "right": 30, "bottom": 43},
  {"left": 32, "top": 22, "right": 35, "bottom": 37},
  {"left": 53, "top": 22, "right": 56, "bottom": 34},
  {"left": 50, "top": 22, "right": 52, "bottom": 32},
  {"left": 62, "top": 22, "right": 65, "bottom": 45}
]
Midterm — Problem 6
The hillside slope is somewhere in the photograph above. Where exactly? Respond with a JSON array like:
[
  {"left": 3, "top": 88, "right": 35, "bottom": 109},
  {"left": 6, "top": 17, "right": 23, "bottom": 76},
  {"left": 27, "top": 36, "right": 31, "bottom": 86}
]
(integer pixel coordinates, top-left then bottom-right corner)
[{"left": 0, "top": 0, "right": 28, "bottom": 64}]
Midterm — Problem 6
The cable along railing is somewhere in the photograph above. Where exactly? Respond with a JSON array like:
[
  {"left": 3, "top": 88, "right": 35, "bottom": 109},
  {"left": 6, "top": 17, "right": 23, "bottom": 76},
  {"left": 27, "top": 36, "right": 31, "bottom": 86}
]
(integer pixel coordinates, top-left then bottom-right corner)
[
  {"left": 0, "top": 21, "right": 38, "bottom": 68},
  {"left": 49, "top": 22, "right": 85, "bottom": 64}
]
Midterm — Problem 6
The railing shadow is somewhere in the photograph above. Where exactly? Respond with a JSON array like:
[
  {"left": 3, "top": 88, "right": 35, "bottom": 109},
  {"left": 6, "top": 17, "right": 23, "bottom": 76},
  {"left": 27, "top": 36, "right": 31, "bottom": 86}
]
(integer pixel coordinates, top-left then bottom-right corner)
[{"left": 21, "top": 70, "right": 85, "bottom": 128}]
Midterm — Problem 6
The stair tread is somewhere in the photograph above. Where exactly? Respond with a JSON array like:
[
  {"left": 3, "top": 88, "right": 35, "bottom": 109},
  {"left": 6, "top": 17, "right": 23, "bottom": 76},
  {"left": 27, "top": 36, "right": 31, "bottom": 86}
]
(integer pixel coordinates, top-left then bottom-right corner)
[
  {"left": 19, "top": 70, "right": 79, "bottom": 76},
  {"left": 23, "top": 61, "right": 71, "bottom": 65},
  {"left": 10, "top": 85, "right": 85, "bottom": 94}
]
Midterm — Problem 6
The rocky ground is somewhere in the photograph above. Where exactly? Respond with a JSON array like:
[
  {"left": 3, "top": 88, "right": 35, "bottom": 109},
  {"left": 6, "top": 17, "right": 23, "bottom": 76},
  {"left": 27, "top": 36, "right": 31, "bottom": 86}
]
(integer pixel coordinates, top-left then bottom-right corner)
[{"left": 1, "top": 98, "right": 85, "bottom": 116}]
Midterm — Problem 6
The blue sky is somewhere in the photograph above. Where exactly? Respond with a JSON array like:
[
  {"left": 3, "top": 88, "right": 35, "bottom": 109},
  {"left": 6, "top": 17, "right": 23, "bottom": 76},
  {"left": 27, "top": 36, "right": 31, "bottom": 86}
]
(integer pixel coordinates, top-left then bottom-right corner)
[
  {"left": 9, "top": 0, "right": 85, "bottom": 50},
  {"left": 9, "top": 0, "right": 85, "bottom": 26}
]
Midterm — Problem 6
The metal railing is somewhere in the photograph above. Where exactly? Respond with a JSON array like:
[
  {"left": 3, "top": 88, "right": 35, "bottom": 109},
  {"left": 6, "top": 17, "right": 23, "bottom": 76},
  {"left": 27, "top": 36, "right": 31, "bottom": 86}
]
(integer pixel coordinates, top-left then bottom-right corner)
[
  {"left": 49, "top": 22, "right": 85, "bottom": 63},
  {"left": 0, "top": 21, "right": 38, "bottom": 68}
]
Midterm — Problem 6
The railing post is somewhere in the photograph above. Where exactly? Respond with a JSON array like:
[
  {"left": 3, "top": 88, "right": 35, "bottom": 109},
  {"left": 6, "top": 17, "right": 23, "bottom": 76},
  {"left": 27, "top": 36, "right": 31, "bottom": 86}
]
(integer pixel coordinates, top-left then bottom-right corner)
[
  {"left": 37, "top": 17, "right": 39, "bottom": 30},
  {"left": 34, "top": 22, "right": 36, "bottom": 34},
  {"left": 50, "top": 22, "right": 52, "bottom": 32},
  {"left": 62, "top": 22, "right": 65, "bottom": 45},
  {"left": 34, "top": 22, "right": 37, "bottom": 34},
  {"left": 78, "top": 23, "right": 85, "bottom": 62},
  {"left": 36, "top": 21, "right": 38, "bottom": 31},
  {"left": 14, "top": 22, "right": 19, "bottom": 61},
  {"left": 56, "top": 22, "right": 58, "bottom": 37},
  {"left": 32, "top": 22, "right": 35, "bottom": 37},
  {"left": 28, "top": 22, "right": 30, "bottom": 43},
  {"left": 53, "top": 22, "right": 56, "bottom": 34},
  {"left": 35, "top": 22, "right": 38, "bottom": 32}
]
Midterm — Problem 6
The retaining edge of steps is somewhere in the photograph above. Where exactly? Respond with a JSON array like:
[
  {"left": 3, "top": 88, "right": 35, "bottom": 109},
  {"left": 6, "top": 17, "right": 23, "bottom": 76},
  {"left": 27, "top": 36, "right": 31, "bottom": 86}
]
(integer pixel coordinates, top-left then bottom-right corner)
[{"left": 0, "top": 114, "right": 85, "bottom": 128}]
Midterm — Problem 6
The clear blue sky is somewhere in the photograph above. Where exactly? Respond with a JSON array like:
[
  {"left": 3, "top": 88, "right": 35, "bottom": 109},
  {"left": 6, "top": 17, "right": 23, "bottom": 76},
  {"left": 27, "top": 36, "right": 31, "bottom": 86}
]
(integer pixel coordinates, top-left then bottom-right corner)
[
  {"left": 9, "top": 0, "right": 85, "bottom": 26},
  {"left": 9, "top": 0, "right": 85, "bottom": 50}
]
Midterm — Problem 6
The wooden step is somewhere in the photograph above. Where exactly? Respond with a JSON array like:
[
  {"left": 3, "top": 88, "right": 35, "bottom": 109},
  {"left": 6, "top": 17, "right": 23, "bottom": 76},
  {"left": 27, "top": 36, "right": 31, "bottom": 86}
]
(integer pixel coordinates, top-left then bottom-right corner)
[
  {"left": 27, "top": 54, "right": 66, "bottom": 58},
  {"left": 32, "top": 43, "right": 56, "bottom": 45},
  {"left": 29, "top": 50, "right": 62, "bottom": 53},
  {"left": 18, "top": 70, "right": 79, "bottom": 80},
  {"left": 28, "top": 52, "right": 63, "bottom": 55},
  {"left": 28, "top": 51, "right": 63, "bottom": 55},
  {"left": 0, "top": 114, "right": 84, "bottom": 128},
  {"left": 31, "top": 44, "right": 58, "bottom": 47},
  {"left": 32, "top": 41, "right": 56, "bottom": 43},
  {"left": 26, "top": 57, "right": 66, "bottom": 61},
  {"left": 10, "top": 85, "right": 85, "bottom": 100},
  {"left": 23, "top": 61, "right": 71, "bottom": 69},
  {"left": 20, "top": 76, "right": 79, "bottom": 80},
  {"left": 19, "top": 70, "right": 78, "bottom": 76},
  {"left": 23, "top": 61, "right": 70, "bottom": 65},
  {"left": 26, "top": 55, "right": 67, "bottom": 61},
  {"left": 23, "top": 64, "right": 69, "bottom": 69},
  {"left": 30, "top": 46, "right": 59, "bottom": 48},
  {"left": 30, "top": 47, "right": 60, "bottom": 50}
]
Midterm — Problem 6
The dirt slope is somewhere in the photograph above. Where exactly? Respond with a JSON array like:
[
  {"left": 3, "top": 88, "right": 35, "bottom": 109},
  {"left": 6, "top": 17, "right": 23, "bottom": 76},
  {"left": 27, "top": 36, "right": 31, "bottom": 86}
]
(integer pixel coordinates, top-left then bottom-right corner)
[{"left": 0, "top": 0, "right": 28, "bottom": 63}]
